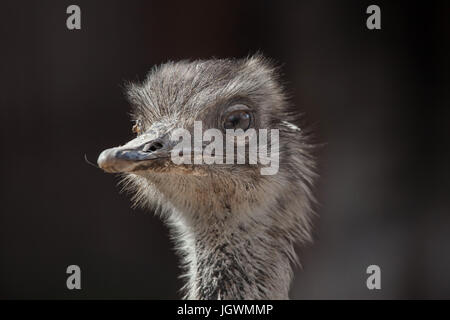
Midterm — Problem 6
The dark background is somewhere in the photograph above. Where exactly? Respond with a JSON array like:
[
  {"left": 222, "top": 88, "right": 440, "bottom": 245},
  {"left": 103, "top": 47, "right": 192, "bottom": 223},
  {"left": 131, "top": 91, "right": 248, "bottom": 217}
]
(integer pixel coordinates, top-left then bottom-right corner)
[{"left": 1, "top": 0, "right": 449, "bottom": 299}]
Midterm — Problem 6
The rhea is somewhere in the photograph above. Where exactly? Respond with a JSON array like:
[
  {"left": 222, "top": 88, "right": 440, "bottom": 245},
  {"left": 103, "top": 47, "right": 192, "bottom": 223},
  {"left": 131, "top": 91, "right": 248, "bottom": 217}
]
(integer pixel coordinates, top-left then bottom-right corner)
[{"left": 97, "top": 55, "right": 317, "bottom": 299}]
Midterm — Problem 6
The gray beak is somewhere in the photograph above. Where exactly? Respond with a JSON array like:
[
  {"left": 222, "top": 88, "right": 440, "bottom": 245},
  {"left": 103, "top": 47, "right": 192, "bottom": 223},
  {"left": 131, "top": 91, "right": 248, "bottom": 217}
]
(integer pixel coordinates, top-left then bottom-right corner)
[{"left": 97, "top": 132, "right": 172, "bottom": 173}]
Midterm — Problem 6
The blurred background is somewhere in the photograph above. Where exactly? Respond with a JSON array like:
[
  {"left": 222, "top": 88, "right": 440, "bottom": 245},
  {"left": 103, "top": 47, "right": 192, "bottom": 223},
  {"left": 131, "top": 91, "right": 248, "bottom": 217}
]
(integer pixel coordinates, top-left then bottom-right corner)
[{"left": 0, "top": 0, "right": 449, "bottom": 299}]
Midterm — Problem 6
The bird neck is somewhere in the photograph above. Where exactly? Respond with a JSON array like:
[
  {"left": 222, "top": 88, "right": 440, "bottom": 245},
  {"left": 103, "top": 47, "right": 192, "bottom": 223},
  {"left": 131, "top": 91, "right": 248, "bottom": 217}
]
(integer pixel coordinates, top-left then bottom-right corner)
[{"left": 175, "top": 211, "right": 294, "bottom": 300}]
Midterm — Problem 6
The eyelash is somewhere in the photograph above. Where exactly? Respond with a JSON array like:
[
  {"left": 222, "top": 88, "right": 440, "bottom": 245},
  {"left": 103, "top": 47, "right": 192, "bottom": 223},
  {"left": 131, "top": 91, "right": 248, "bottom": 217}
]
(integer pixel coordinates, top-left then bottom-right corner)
[{"left": 132, "top": 120, "right": 142, "bottom": 134}]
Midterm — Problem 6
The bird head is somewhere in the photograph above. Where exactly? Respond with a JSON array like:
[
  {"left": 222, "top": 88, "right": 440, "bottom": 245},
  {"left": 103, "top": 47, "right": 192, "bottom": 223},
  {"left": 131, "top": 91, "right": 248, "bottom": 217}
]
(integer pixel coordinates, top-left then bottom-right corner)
[{"left": 97, "top": 55, "right": 314, "bottom": 219}]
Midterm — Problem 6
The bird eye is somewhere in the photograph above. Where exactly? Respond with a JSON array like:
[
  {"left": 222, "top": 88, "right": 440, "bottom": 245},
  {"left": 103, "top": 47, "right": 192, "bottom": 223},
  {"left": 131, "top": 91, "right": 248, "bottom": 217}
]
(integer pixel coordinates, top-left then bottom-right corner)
[
  {"left": 132, "top": 120, "right": 142, "bottom": 135},
  {"left": 223, "top": 110, "right": 252, "bottom": 131}
]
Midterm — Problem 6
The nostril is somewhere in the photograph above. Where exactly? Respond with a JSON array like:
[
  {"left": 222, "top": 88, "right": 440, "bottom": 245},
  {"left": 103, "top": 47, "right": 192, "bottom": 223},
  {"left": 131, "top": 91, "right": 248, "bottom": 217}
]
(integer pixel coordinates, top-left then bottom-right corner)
[
  {"left": 144, "top": 141, "right": 163, "bottom": 152},
  {"left": 149, "top": 142, "right": 163, "bottom": 151}
]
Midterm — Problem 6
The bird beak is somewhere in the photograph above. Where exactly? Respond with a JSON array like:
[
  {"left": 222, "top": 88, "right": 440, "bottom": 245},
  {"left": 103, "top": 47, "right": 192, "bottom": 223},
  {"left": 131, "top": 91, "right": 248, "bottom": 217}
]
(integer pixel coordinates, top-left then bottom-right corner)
[{"left": 97, "top": 131, "right": 172, "bottom": 173}]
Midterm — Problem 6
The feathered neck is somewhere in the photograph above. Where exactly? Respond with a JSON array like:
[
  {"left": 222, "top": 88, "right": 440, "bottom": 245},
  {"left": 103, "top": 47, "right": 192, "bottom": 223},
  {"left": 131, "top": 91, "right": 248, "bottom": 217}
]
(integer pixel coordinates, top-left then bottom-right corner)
[{"left": 170, "top": 208, "right": 296, "bottom": 300}]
